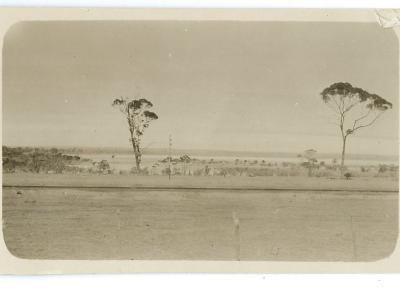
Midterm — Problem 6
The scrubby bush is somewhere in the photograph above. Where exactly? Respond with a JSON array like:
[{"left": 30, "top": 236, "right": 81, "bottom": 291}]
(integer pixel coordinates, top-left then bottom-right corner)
[
  {"left": 2, "top": 146, "right": 85, "bottom": 173},
  {"left": 98, "top": 160, "right": 110, "bottom": 172},
  {"left": 131, "top": 166, "right": 149, "bottom": 175},
  {"left": 190, "top": 169, "right": 198, "bottom": 176},
  {"left": 315, "top": 169, "right": 331, "bottom": 178},
  {"left": 378, "top": 164, "right": 388, "bottom": 173}
]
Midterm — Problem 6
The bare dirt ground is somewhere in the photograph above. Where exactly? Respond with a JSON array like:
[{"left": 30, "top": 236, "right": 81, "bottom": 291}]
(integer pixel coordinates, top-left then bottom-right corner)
[
  {"left": 2, "top": 173, "right": 399, "bottom": 192},
  {"left": 2, "top": 174, "right": 398, "bottom": 261}
]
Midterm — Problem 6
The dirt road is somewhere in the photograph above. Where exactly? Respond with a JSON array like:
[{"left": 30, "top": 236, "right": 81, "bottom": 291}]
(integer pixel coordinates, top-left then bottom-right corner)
[{"left": 2, "top": 187, "right": 397, "bottom": 261}]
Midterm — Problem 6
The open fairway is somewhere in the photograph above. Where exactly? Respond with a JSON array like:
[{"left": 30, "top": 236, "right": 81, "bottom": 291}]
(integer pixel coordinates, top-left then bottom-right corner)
[{"left": 2, "top": 180, "right": 398, "bottom": 261}]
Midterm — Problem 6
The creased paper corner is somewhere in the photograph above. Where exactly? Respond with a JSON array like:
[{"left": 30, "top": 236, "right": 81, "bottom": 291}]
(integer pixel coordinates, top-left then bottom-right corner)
[{"left": 375, "top": 9, "right": 400, "bottom": 28}]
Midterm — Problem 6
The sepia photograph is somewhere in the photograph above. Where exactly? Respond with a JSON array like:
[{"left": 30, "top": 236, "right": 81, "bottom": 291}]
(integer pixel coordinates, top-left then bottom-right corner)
[{"left": 1, "top": 9, "right": 399, "bottom": 265}]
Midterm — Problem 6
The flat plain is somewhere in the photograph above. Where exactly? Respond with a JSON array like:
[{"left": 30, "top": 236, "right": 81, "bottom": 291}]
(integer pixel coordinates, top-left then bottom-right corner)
[{"left": 2, "top": 174, "right": 398, "bottom": 261}]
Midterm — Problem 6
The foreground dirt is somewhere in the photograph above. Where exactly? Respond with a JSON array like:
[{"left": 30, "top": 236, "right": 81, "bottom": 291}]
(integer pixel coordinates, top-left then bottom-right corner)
[
  {"left": 2, "top": 187, "right": 398, "bottom": 261},
  {"left": 2, "top": 173, "right": 399, "bottom": 192}
]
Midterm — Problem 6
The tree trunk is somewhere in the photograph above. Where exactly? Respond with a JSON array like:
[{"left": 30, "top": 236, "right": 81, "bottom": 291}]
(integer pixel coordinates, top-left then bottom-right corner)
[
  {"left": 129, "top": 132, "right": 141, "bottom": 172},
  {"left": 340, "top": 136, "right": 347, "bottom": 176},
  {"left": 134, "top": 143, "right": 142, "bottom": 172}
]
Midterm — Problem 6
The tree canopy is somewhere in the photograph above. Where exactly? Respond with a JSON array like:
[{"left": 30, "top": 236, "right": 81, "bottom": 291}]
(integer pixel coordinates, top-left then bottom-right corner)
[
  {"left": 112, "top": 97, "right": 158, "bottom": 171},
  {"left": 321, "top": 82, "right": 392, "bottom": 137},
  {"left": 112, "top": 97, "right": 158, "bottom": 136},
  {"left": 320, "top": 82, "right": 392, "bottom": 175}
]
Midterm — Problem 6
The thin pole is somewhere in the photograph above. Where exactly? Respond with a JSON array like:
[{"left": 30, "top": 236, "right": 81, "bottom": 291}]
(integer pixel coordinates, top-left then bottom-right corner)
[
  {"left": 168, "top": 134, "right": 172, "bottom": 180},
  {"left": 232, "top": 211, "right": 240, "bottom": 261}
]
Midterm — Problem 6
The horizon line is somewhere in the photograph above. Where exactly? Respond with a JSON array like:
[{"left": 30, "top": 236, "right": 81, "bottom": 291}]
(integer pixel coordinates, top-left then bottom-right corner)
[{"left": 2, "top": 144, "right": 399, "bottom": 158}]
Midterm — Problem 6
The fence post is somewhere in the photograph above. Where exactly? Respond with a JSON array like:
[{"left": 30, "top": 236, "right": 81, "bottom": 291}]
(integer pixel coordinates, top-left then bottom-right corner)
[{"left": 232, "top": 211, "right": 240, "bottom": 261}]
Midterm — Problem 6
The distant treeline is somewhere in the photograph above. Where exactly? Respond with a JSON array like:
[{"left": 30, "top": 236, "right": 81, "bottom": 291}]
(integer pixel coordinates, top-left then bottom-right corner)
[
  {"left": 149, "top": 156, "right": 398, "bottom": 179},
  {"left": 2, "top": 146, "right": 398, "bottom": 179},
  {"left": 2, "top": 146, "right": 85, "bottom": 173},
  {"left": 40, "top": 146, "right": 398, "bottom": 162}
]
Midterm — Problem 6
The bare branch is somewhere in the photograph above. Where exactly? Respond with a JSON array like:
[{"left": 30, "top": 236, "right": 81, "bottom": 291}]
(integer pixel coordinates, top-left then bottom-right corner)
[
  {"left": 347, "top": 111, "right": 383, "bottom": 135},
  {"left": 351, "top": 108, "right": 372, "bottom": 131},
  {"left": 331, "top": 95, "right": 343, "bottom": 114},
  {"left": 340, "top": 95, "right": 345, "bottom": 113},
  {"left": 343, "top": 94, "right": 360, "bottom": 113}
]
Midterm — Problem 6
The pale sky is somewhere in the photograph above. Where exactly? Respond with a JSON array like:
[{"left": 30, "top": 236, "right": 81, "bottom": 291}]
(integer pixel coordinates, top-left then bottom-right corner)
[{"left": 2, "top": 21, "right": 399, "bottom": 155}]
